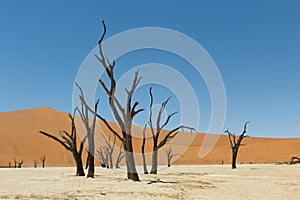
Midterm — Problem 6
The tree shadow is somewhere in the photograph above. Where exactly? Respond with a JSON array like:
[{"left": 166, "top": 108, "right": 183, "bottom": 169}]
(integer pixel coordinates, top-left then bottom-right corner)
[{"left": 147, "top": 179, "right": 179, "bottom": 184}]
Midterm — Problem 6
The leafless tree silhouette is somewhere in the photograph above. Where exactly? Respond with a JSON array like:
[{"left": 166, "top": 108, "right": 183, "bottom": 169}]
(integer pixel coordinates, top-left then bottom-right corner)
[
  {"left": 8, "top": 161, "right": 11, "bottom": 168},
  {"left": 13, "top": 156, "right": 17, "bottom": 168},
  {"left": 75, "top": 83, "right": 99, "bottom": 178},
  {"left": 94, "top": 19, "right": 144, "bottom": 181},
  {"left": 225, "top": 121, "right": 250, "bottom": 169},
  {"left": 115, "top": 144, "right": 124, "bottom": 169},
  {"left": 148, "top": 87, "right": 195, "bottom": 174},
  {"left": 14, "top": 156, "right": 24, "bottom": 168},
  {"left": 14, "top": 157, "right": 23, "bottom": 168},
  {"left": 141, "top": 125, "right": 148, "bottom": 174},
  {"left": 40, "top": 155, "right": 46, "bottom": 168},
  {"left": 97, "top": 135, "right": 122, "bottom": 169},
  {"left": 97, "top": 146, "right": 107, "bottom": 168},
  {"left": 102, "top": 134, "right": 116, "bottom": 169},
  {"left": 291, "top": 156, "right": 300, "bottom": 164},
  {"left": 97, "top": 145, "right": 112, "bottom": 168},
  {"left": 39, "top": 110, "right": 87, "bottom": 176},
  {"left": 18, "top": 161, "right": 23, "bottom": 168},
  {"left": 165, "top": 146, "right": 181, "bottom": 167},
  {"left": 33, "top": 160, "right": 38, "bottom": 168}
]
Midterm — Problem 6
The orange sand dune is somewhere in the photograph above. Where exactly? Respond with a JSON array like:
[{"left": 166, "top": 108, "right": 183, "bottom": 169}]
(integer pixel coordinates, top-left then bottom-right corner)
[{"left": 0, "top": 108, "right": 299, "bottom": 167}]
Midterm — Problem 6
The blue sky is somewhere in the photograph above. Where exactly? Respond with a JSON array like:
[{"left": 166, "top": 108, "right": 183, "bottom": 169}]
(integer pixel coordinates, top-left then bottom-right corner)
[{"left": 0, "top": 1, "right": 299, "bottom": 138}]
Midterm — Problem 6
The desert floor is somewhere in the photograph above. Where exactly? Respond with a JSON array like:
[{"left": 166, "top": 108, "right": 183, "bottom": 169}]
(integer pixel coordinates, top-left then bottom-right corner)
[{"left": 0, "top": 164, "right": 299, "bottom": 200}]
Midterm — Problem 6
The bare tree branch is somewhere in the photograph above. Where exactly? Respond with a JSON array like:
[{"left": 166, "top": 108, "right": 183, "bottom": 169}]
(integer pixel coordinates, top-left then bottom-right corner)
[
  {"left": 39, "top": 109, "right": 87, "bottom": 176},
  {"left": 148, "top": 86, "right": 196, "bottom": 174},
  {"left": 141, "top": 124, "right": 148, "bottom": 174},
  {"left": 75, "top": 82, "right": 124, "bottom": 142},
  {"left": 149, "top": 87, "right": 155, "bottom": 141},
  {"left": 165, "top": 146, "right": 181, "bottom": 167},
  {"left": 225, "top": 121, "right": 250, "bottom": 169},
  {"left": 39, "top": 131, "right": 71, "bottom": 151},
  {"left": 156, "top": 96, "right": 171, "bottom": 133},
  {"left": 157, "top": 126, "right": 195, "bottom": 149},
  {"left": 160, "top": 111, "right": 178, "bottom": 131},
  {"left": 95, "top": 19, "right": 141, "bottom": 181}
]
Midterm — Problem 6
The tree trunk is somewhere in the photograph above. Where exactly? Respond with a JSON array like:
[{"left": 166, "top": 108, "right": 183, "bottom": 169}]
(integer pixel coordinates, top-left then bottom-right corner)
[
  {"left": 167, "top": 158, "right": 171, "bottom": 167},
  {"left": 87, "top": 133, "right": 95, "bottom": 178},
  {"left": 231, "top": 147, "right": 238, "bottom": 169},
  {"left": 124, "top": 135, "right": 140, "bottom": 181},
  {"left": 109, "top": 153, "right": 113, "bottom": 169},
  {"left": 115, "top": 156, "right": 121, "bottom": 169},
  {"left": 87, "top": 152, "right": 95, "bottom": 177},
  {"left": 73, "top": 153, "right": 85, "bottom": 176},
  {"left": 142, "top": 153, "right": 148, "bottom": 174},
  {"left": 150, "top": 149, "right": 158, "bottom": 174},
  {"left": 141, "top": 136, "right": 148, "bottom": 174},
  {"left": 115, "top": 147, "right": 123, "bottom": 169}
]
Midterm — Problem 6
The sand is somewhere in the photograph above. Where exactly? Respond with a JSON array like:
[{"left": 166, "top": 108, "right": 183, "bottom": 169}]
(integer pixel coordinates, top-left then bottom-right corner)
[
  {"left": 0, "top": 164, "right": 299, "bottom": 199},
  {"left": 1, "top": 108, "right": 300, "bottom": 199}
]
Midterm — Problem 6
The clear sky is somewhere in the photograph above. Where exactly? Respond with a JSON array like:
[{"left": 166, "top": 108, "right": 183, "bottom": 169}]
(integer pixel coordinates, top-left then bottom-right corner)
[{"left": 0, "top": 1, "right": 299, "bottom": 138}]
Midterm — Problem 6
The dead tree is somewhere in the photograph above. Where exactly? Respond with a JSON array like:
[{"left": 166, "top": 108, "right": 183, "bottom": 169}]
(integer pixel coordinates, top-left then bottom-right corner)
[
  {"left": 102, "top": 134, "right": 116, "bottom": 169},
  {"left": 39, "top": 110, "right": 87, "bottom": 176},
  {"left": 141, "top": 125, "right": 148, "bottom": 174},
  {"left": 165, "top": 147, "right": 181, "bottom": 167},
  {"left": 97, "top": 145, "right": 110, "bottom": 168},
  {"left": 95, "top": 134, "right": 116, "bottom": 169},
  {"left": 13, "top": 156, "right": 17, "bottom": 168},
  {"left": 17, "top": 160, "right": 23, "bottom": 168},
  {"left": 13, "top": 156, "right": 23, "bottom": 168},
  {"left": 96, "top": 147, "right": 107, "bottom": 168},
  {"left": 75, "top": 83, "right": 99, "bottom": 178},
  {"left": 115, "top": 144, "right": 124, "bottom": 169},
  {"left": 225, "top": 121, "right": 250, "bottom": 169},
  {"left": 291, "top": 156, "right": 300, "bottom": 164},
  {"left": 8, "top": 162, "right": 11, "bottom": 168},
  {"left": 40, "top": 155, "right": 46, "bottom": 168},
  {"left": 94, "top": 19, "right": 144, "bottom": 181},
  {"left": 33, "top": 160, "right": 38, "bottom": 168},
  {"left": 104, "top": 147, "right": 110, "bottom": 169},
  {"left": 148, "top": 87, "right": 195, "bottom": 174}
]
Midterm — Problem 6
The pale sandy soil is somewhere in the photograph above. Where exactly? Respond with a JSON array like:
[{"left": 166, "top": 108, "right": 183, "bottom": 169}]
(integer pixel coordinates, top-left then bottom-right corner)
[{"left": 0, "top": 164, "right": 300, "bottom": 200}]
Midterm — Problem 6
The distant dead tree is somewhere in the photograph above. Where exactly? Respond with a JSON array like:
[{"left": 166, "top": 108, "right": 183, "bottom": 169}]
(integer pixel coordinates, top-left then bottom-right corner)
[
  {"left": 39, "top": 110, "right": 87, "bottom": 176},
  {"left": 33, "top": 160, "right": 38, "bottom": 168},
  {"left": 96, "top": 147, "right": 107, "bottom": 168},
  {"left": 8, "top": 162, "right": 11, "bottom": 168},
  {"left": 291, "top": 156, "right": 300, "bottom": 164},
  {"left": 225, "top": 121, "right": 250, "bottom": 169},
  {"left": 13, "top": 156, "right": 23, "bottom": 168},
  {"left": 18, "top": 161, "right": 23, "bottom": 168},
  {"left": 97, "top": 146, "right": 110, "bottom": 168},
  {"left": 141, "top": 125, "right": 148, "bottom": 174},
  {"left": 13, "top": 156, "right": 17, "bottom": 168},
  {"left": 40, "top": 155, "right": 46, "bottom": 168},
  {"left": 103, "top": 134, "right": 116, "bottom": 169},
  {"left": 94, "top": 19, "right": 144, "bottom": 181},
  {"left": 165, "top": 146, "right": 181, "bottom": 167},
  {"left": 115, "top": 144, "right": 124, "bottom": 169},
  {"left": 148, "top": 87, "right": 195, "bottom": 174},
  {"left": 97, "top": 134, "right": 120, "bottom": 169},
  {"left": 76, "top": 83, "right": 99, "bottom": 178},
  {"left": 15, "top": 158, "right": 23, "bottom": 168}
]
